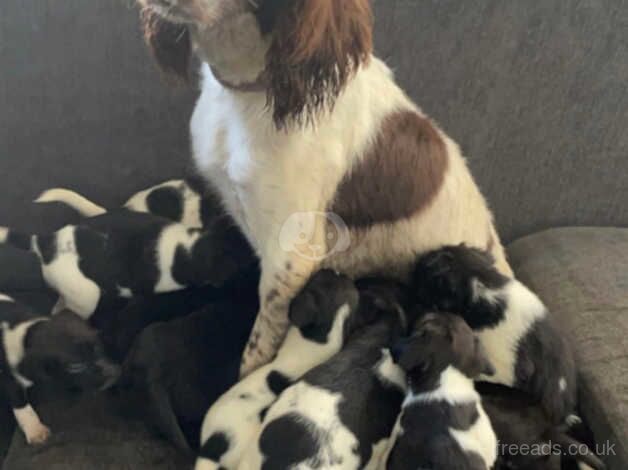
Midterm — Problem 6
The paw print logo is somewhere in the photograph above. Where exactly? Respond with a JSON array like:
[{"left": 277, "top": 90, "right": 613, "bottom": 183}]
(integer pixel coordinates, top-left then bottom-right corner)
[{"left": 279, "top": 212, "right": 351, "bottom": 261}]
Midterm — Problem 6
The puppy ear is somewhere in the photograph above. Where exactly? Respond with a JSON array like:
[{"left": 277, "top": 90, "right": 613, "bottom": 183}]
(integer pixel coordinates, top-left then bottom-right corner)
[
  {"left": 266, "top": 0, "right": 373, "bottom": 127},
  {"left": 140, "top": 8, "right": 192, "bottom": 80}
]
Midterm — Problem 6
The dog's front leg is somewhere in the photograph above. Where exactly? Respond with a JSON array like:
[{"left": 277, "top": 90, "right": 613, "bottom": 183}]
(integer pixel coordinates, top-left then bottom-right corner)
[
  {"left": 240, "top": 219, "right": 326, "bottom": 376},
  {"left": 4, "top": 380, "right": 50, "bottom": 445}
]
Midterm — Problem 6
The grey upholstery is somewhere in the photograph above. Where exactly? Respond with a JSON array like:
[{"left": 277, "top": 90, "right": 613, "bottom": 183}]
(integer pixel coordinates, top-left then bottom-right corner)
[{"left": 509, "top": 227, "right": 628, "bottom": 470}]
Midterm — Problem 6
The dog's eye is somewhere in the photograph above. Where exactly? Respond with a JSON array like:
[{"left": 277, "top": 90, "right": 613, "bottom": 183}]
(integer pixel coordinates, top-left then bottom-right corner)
[{"left": 66, "top": 362, "right": 88, "bottom": 374}]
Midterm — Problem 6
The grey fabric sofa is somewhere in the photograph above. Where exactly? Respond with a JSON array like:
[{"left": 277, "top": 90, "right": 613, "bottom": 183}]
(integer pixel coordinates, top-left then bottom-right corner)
[{"left": 1, "top": 0, "right": 627, "bottom": 468}]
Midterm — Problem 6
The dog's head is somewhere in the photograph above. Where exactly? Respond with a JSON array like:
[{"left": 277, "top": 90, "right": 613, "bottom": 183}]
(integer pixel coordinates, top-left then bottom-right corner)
[
  {"left": 391, "top": 313, "right": 494, "bottom": 386},
  {"left": 139, "top": 0, "right": 373, "bottom": 126},
  {"left": 288, "top": 269, "right": 365, "bottom": 344},
  {"left": 18, "top": 311, "right": 120, "bottom": 392},
  {"left": 411, "top": 244, "right": 510, "bottom": 313}
]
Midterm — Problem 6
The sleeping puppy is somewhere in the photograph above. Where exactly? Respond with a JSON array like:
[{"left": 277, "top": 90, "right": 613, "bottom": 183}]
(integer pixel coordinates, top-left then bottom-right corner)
[
  {"left": 478, "top": 383, "right": 606, "bottom": 470},
  {"left": 239, "top": 279, "right": 411, "bottom": 470},
  {"left": 385, "top": 313, "right": 497, "bottom": 470},
  {"left": 36, "top": 178, "right": 220, "bottom": 229},
  {"left": 412, "top": 245, "right": 577, "bottom": 423},
  {"left": 195, "top": 269, "right": 383, "bottom": 470},
  {"left": 0, "top": 211, "right": 254, "bottom": 319},
  {"left": 118, "top": 281, "right": 259, "bottom": 452},
  {"left": 0, "top": 294, "right": 119, "bottom": 445}
]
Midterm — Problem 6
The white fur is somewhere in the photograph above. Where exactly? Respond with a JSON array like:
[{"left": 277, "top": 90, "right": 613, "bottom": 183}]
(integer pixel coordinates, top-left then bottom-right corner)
[
  {"left": 154, "top": 224, "right": 200, "bottom": 292},
  {"left": 0, "top": 227, "right": 8, "bottom": 244},
  {"left": 559, "top": 376, "right": 568, "bottom": 392},
  {"left": 125, "top": 179, "right": 205, "bottom": 228},
  {"left": 189, "top": 11, "right": 513, "bottom": 372},
  {"left": 475, "top": 280, "right": 547, "bottom": 386},
  {"left": 13, "top": 404, "right": 50, "bottom": 445},
  {"left": 35, "top": 188, "right": 106, "bottom": 217},
  {"left": 0, "top": 293, "right": 15, "bottom": 303},
  {"left": 196, "top": 304, "right": 352, "bottom": 470},
  {"left": 389, "top": 366, "right": 497, "bottom": 470},
  {"left": 405, "top": 366, "right": 481, "bottom": 407},
  {"left": 239, "top": 384, "right": 361, "bottom": 470},
  {"left": 35, "top": 226, "right": 101, "bottom": 318},
  {"left": 2, "top": 318, "right": 48, "bottom": 388},
  {"left": 239, "top": 348, "right": 406, "bottom": 470}
]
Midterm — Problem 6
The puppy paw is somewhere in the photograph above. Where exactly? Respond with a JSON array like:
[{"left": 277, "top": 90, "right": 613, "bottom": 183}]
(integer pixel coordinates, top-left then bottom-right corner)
[{"left": 25, "top": 423, "right": 51, "bottom": 445}]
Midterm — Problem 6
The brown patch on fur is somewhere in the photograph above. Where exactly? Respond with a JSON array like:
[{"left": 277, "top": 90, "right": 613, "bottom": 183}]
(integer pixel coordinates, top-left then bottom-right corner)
[
  {"left": 140, "top": 8, "right": 191, "bottom": 80},
  {"left": 331, "top": 111, "right": 449, "bottom": 228},
  {"left": 265, "top": 289, "right": 280, "bottom": 305},
  {"left": 266, "top": 0, "right": 373, "bottom": 127}
]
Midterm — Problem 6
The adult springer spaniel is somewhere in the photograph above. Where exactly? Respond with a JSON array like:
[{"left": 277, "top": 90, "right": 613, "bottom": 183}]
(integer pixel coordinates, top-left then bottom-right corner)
[{"left": 138, "top": 0, "right": 513, "bottom": 375}]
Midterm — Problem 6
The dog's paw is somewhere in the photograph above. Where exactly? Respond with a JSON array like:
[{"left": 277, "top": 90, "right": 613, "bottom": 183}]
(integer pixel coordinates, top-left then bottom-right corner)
[{"left": 25, "top": 423, "right": 51, "bottom": 445}]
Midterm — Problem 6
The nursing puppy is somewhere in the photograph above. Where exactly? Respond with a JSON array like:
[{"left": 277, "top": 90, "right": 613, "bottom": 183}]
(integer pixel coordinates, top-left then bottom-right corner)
[
  {"left": 195, "top": 269, "right": 383, "bottom": 469},
  {"left": 385, "top": 313, "right": 497, "bottom": 470},
  {"left": 412, "top": 245, "right": 577, "bottom": 423},
  {"left": 478, "top": 383, "right": 606, "bottom": 470},
  {"left": 36, "top": 178, "right": 220, "bottom": 229},
  {"left": 0, "top": 211, "right": 254, "bottom": 319},
  {"left": 0, "top": 294, "right": 119, "bottom": 445},
  {"left": 240, "top": 280, "right": 411, "bottom": 470}
]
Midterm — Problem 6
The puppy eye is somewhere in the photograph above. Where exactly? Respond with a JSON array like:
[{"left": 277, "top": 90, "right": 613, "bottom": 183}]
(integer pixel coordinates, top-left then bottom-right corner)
[{"left": 67, "top": 363, "right": 88, "bottom": 374}]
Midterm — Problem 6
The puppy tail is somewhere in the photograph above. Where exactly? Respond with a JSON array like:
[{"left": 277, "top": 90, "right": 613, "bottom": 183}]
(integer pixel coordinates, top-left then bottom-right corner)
[
  {"left": 547, "top": 430, "right": 607, "bottom": 470},
  {"left": 0, "top": 227, "right": 37, "bottom": 253},
  {"left": 35, "top": 188, "right": 106, "bottom": 217}
]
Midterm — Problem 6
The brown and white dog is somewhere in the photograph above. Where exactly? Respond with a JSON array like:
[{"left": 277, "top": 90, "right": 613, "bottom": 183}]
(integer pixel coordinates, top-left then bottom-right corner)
[{"left": 137, "top": 0, "right": 513, "bottom": 375}]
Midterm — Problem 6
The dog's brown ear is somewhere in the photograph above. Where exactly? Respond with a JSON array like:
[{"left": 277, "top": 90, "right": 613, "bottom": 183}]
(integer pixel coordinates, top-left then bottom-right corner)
[
  {"left": 266, "top": 0, "right": 373, "bottom": 127},
  {"left": 140, "top": 8, "right": 192, "bottom": 81}
]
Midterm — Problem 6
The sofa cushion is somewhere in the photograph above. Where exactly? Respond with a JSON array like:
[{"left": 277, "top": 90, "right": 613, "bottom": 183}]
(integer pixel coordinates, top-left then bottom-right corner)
[
  {"left": 1, "top": 392, "right": 192, "bottom": 470},
  {"left": 508, "top": 227, "right": 628, "bottom": 469}
]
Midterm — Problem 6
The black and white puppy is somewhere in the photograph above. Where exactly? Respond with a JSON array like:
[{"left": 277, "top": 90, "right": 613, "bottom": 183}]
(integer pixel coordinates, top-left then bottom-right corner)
[
  {"left": 0, "top": 211, "right": 254, "bottom": 318},
  {"left": 412, "top": 245, "right": 577, "bottom": 423},
  {"left": 478, "top": 383, "right": 606, "bottom": 470},
  {"left": 36, "top": 178, "right": 220, "bottom": 229},
  {"left": 195, "top": 270, "right": 386, "bottom": 470},
  {"left": 0, "top": 294, "right": 119, "bottom": 445},
  {"left": 239, "top": 278, "right": 411, "bottom": 470},
  {"left": 385, "top": 313, "right": 497, "bottom": 470}
]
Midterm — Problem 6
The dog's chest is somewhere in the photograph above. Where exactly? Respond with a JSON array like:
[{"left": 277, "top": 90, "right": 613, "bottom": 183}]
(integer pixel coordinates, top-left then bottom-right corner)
[{"left": 191, "top": 83, "right": 348, "bottom": 253}]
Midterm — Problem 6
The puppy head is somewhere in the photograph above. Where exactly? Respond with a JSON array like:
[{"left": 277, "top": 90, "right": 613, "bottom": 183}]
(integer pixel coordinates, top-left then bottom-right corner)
[
  {"left": 19, "top": 311, "right": 120, "bottom": 392},
  {"left": 355, "top": 277, "right": 412, "bottom": 336},
  {"left": 391, "top": 313, "right": 494, "bottom": 384},
  {"left": 412, "top": 245, "right": 510, "bottom": 312},
  {"left": 288, "top": 269, "right": 360, "bottom": 343}
]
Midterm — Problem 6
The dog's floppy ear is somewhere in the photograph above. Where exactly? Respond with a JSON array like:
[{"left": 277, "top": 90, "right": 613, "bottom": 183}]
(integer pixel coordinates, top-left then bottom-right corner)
[
  {"left": 140, "top": 8, "right": 192, "bottom": 80},
  {"left": 266, "top": 0, "right": 373, "bottom": 127}
]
